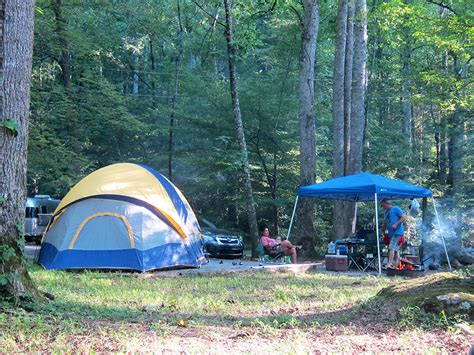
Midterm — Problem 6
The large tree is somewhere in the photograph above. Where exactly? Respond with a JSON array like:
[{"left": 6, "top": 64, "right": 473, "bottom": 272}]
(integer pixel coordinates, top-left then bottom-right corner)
[
  {"left": 332, "top": 0, "right": 348, "bottom": 240},
  {"left": 295, "top": 0, "right": 320, "bottom": 245},
  {"left": 223, "top": 0, "right": 259, "bottom": 256},
  {"left": 0, "top": 0, "right": 39, "bottom": 301},
  {"left": 331, "top": 0, "right": 367, "bottom": 240},
  {"left": 344, "top": 0, "right": 368, "bottom": 232}
]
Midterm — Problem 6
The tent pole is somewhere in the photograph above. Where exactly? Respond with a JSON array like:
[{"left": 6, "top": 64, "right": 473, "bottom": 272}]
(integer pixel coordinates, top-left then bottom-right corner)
[
  {"left": 374, "top": 193, "right": 382, "bottom": 275},
  {"left": 286, "top": 196, "right": 299, "bottom": 240},
  {"left": 432, "top": 198, "right": 452, "bottom": 271}
]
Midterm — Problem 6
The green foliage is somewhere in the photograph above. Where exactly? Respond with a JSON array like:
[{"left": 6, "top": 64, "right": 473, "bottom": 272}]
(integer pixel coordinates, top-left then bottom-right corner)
[
  {"left": 28, "top": 0, "right": 472, "bottom": 247},
  {"left": 0, "top": 244, "right": 16, "bottom": 264},
  {"left": 1, "top": 118, "right": 19, "bottom": 136},
  {"left": 397, "top": 305, "right": 468, "bottom": 330},
  {"left": 0, "top": 244, "right": 17, "bottom": 287}
]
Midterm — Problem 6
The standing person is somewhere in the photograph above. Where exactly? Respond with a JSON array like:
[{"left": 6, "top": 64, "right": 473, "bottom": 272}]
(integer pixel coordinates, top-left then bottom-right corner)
[
  {"left": 381, "top": 199, "right": 406, "bottom": 269},
  {"left": 260, "top": 227, "right": 301, "bottom": 264}
]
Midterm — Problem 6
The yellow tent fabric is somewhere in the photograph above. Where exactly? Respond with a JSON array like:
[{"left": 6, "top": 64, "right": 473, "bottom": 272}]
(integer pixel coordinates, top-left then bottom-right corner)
[{"left": 53, "top": 163, "right": 194, "bottom": 238}]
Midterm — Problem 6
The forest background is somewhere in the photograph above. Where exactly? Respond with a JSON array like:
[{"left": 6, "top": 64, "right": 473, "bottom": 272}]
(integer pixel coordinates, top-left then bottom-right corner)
[{"left": 28, "top": 0, "right": 472, "bottom": 254}]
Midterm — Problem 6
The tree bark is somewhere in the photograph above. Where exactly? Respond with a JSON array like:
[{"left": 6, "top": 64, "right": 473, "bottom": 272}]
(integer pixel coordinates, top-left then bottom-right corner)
[
  {"left": 343, "top": 0, "right": 355, "bottom": 175},
  {"left": 332, "top": 0, "right": 348, "bottom": 241},
  {"left": 0, "top": 0, "right": 40, "bottom": 301},
  {"left": 296, "top": 0, "right": 319, "bottom": 244},
  {"left": 223, "top": 0, "right": 259, "bottom": 257},
  {"left": 347, "top": 0, "right": 367, "bottom": 174},
  {"left": 345, "top": 0, "right": 367, "bottom": 234},
  {"left": 340, "top": 0, "right": 356, "bottom": 237}
]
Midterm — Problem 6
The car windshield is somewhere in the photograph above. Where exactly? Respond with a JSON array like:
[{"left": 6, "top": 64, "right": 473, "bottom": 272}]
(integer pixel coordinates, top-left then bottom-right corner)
[{"left": 198, "top": 217, "right": 217, "bottom": 229}]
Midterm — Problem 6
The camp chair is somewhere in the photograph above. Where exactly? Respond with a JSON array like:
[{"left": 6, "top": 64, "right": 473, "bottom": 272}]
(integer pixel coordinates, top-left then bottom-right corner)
[
  {"left": 345, "top": 232, "right": 383, "bottom": 271},
  {"left": 362, "top": 232, "right": 392, "bottom": 271},
  {"left": 256, "top": 240, "right": 287, "bottom": 263},
  {"left": 361, "top": 232, "right": 379, "bottom": 271},
  {"left": 347, "top": 247, "right": 365, "bottom": 271}
]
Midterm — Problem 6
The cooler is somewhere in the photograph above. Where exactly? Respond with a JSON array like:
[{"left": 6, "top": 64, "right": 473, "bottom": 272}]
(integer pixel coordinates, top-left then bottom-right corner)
[{"left": 325, "top": 254, "right": 348, "bottom": 271}]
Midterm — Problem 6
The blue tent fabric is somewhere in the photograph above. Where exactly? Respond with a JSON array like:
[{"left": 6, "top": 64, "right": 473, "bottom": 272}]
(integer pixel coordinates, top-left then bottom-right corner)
[{"left": 297, "top": 172, "right": 432, "bottom": 201}]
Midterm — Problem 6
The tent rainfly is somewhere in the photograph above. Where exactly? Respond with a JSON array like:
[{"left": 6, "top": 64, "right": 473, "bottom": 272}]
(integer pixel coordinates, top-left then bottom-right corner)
[{"left": 286, "top": 172, "right": 451, "bottom": 274}]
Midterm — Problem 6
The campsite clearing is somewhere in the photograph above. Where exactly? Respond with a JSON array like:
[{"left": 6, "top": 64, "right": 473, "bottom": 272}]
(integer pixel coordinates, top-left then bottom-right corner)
[{"left": 0, "top": 265, "right": 471, "bottom": 352}]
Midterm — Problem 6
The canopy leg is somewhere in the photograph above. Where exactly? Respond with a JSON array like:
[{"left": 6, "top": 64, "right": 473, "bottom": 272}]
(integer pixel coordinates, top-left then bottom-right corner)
[
  {"left": 351, "top": 202, "right": 358, "bottom": 234},
  {"left": 374, "top": 193, "right": 382, "bottom": 275},
  {"left": 286, "top": 196, "right": 299, "bottom": 241},
  {"left": 432, "top": 198, "right": 452, "bottom": 271}
]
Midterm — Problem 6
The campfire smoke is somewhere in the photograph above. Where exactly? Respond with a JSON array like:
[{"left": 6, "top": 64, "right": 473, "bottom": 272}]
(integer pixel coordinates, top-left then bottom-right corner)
[{"left": 420, "top": 199, "right": 473, "bottom": 269}]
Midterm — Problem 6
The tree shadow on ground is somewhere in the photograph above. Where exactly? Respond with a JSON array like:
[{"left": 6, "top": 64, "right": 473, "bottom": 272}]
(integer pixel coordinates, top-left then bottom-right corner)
[{"left": 24, "top": 292, "right": 396, "bottom": 333}]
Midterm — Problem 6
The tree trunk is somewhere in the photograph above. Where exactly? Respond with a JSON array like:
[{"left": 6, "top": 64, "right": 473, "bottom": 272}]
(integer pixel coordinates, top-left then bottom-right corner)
[
  {"left": 347, "top": 0, "right": 367, "bottom": 174},
  {"left": 332, "top": 0, "right": 348, "bottom": 241},
  {"left": 340, "top": 0, "right": 356, "bottom": 237},
  {"left": 252, "top": 124, "right": 279, "bottom": 234},
  {"left": 272, "top": 147, "right": 278, "bottom": 233},
  {"left": 0, "top": 0, "right": 40, "bottom": 302},
  {"left": 132, "top": 54, "right": 139, "bottom": 94},
  {"left": 439, "top": 114, "right": 448, "bottom": 183},
  {"left": 401, "top": 39, "right": 412, "bottom": 150},
  {"left": 343, "top": 0, "right": 355, "bottom": 175},
  {"left": 439, "top": 51, "right": 449, "bottom": 184},
  {"left": 52, "top": 0, "right": 70, "bottom": 87},
  {"left": 451, "top": 56, "right": 465, "bottom": 236},
  {"left": 223, "top": 0, "right": 259, "bottom": 257},
  {"left": 296, "top": 0, "right": 320, "bottom": 245},
  {"left": 345, "top": 0, "right": 367, "bottom": 234},
  {"left": 168, "top": 0, "right": 184, "bottom": 182},
  {"left": 447, "top": 111, "right": 454, "bottom": 188},
  {"left": 431, "top": 103, "right": 441, "bottom": 177},
  {"left": 149, "top": 38, "right": 156, "bottom": 93}
]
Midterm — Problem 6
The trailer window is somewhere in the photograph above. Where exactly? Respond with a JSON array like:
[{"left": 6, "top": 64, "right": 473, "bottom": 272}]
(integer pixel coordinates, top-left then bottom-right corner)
[{"left": 25, "top": 207, "right": 34, "bottom": 218}]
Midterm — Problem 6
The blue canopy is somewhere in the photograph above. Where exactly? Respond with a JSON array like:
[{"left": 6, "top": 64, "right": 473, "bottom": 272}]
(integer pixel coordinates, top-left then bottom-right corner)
[{"left": 298, "top": 172, "right": 432, "bottom": 201}]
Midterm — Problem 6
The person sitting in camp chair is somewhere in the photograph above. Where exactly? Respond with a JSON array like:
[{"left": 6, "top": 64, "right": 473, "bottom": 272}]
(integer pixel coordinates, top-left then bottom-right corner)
[{"left": 260, "top": 227, "right": 301, "bottom": 264}]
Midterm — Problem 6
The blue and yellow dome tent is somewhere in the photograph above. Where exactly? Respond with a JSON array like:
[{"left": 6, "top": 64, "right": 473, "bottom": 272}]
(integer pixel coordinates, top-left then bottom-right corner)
[{"left": 38, "top": 163, "right": 206, "bottom": 271}]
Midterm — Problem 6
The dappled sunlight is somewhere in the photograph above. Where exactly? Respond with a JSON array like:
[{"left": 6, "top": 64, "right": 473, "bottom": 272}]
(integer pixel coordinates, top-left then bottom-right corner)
[
  {"left": 141, "top": 217, "right": 174, "bottom": 241},
  {"left": 1, "top": 266, "right": 470, "bottom": 352},
  {"left": 28, "top": 267, "right": 393, "bottom": 321}
]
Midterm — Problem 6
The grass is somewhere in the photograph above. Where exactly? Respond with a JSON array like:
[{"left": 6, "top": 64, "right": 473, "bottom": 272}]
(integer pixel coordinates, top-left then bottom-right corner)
[{"left": 0, "top": 264, "right": 472, "bottom": 352}]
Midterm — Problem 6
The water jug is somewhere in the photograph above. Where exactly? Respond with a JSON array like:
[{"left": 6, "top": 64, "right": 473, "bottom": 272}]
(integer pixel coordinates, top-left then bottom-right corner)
[{"left": 327, "top": 241, "right": 336, "bottom": 254}]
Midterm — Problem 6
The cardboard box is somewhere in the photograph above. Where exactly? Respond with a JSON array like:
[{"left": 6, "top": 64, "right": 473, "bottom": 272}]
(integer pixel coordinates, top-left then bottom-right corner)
[{"left": 325, "top": 254, "right": 348, "bottom": 271}]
